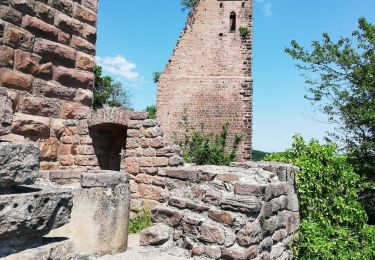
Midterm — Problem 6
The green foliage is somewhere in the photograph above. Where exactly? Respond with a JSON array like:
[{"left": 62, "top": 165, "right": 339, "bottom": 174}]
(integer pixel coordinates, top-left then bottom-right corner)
[
  {"left": 285, "top": 18, "right": 375, "bottom": 223},
  {"left": 180, "top": 123, "right": 242, "bottom": 166},
  {"left": 239, "top": 26, "right": 250, "bottom": 39},
  {"left": 145, "top": 105, "right": 157, "bottom": 119},
  {"left": 181, "top": 0, "right": 198, "bottom": 11},
  {"left": 252, "top": 150, "right": 268, "bottom": 161},
  {"left": 128, "top": 209, "right": 153, "bottom": 234},
  {"left": 153, "top": 72, "right": 161, "bottom": 84},
  {"left": 266, "top": 135, "right": 374, "bottom": 259},
  {"left": 93, "top": 66, "right": 132, "bottom": 110}
]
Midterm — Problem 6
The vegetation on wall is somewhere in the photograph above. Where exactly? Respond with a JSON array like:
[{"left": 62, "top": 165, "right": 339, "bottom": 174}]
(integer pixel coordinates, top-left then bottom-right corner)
[
  {"left": 153, "top": 72, "right": 162, "bottom": 83},
  {"left": 128, "top": 209, "right": 153, "bottom": 234},
  {"left": 266, "top": 135, "right": 375, "bottom": 259},
  {"left": 181, "top": 0, "right": 198, "bottom": 11},
  {"left": 285, "top": 18, "right": 375, "bottom": 223},
  {"left": 93, "top": 66, "right": 133, "bottom": 110},
  {"left": 239, "top": 26, "right": 250, "bottom": 39}
]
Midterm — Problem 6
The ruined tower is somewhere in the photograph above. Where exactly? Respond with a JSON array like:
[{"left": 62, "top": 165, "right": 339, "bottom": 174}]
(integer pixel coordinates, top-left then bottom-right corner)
[{"left": 157, "top": 0, "right": 253, "bottom": 160}]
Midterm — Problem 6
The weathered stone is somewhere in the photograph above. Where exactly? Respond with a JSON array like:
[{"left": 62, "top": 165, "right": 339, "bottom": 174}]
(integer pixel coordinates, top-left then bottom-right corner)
[
  {"left": 151, "top": 206, "right": 182, "bottom": 227},
  {"left": 12, "top": 113, "right": 50, "bottom": 137},
  {"left": 49, "top": 0, "right": 73, "bottom": 15},
  {"left": 14, "top": 50, "right": 52, "bottom": 78},
  {"left": 203, "top": 189, "right": 224, "bottom": 206},
  {"left": 39, "top": 138, "right": 59, "bottom": 161},
  {"left": 4, "top": 24, "right": 34, "bottom": 51},
  {"left": 22, "top": 15, "right": 59, "bottom": 41},
  {"left": 221, "top": 195, "right": 261, "bottom": 214},
  {"left": 272, "top": 229, "right": 287, "bottom": 242},
  {"left": 59, "top": 101, "right": 90, "bottom": 119},
  {"left": 142, "top": 119, "right": 159, "bottom": 128},
  {"left": 81, "top": 171, "right": 129, "bottom": 188},
  {"left": 33, "top": 79, "right": 75, "bottom": 101},
  {"left": 140, "top": 224, "right": 171, "bottom": 246},
  {"left": 33, "top": 39, "right": 76, "bottom": 67},
  {"left": 199, "top": 223, "right": 225, "bottom": 244},
  {"left": 0, "top": 5, "right": 22, "bottom": 25},
  {"left": 237, "top": 221, "right": 263, "bottom": 246},
  {"left": 204, "top": 246, "right": 222, "bottom": 259},
  {"left": 264, "top": 183, "right": 292, "bottom": 201},
  {"left": 0, "top": 45, "right": 14, "bottom": 68},
  {"left": 0, "top": 143, "right": 39, "bottom": 188},
  {"left": 34, "top": 2, "right": 55, "bottom": 24},
  {"left": 168, "top": 155, "right": 184, "bottom": 167},
  {"left": 73, "top": 3, "right": 97, "bottom": 25},
  {"left": 0, "top": 187, "right": 72, "bottom": 240},
  {"left": 0, "top": 68, "right": 33, "bottom": 91},
  {"left": 259, "top": 237, "right": 273, "bottom": 252},
  {"left": 222, "top": 245, "right": 258, "bottom": 260},
  {"left": 76, "top": 51, "right": 95, "bottom": 71},
  {"left": 0, "top": 87, "right": 13, "bottom": 136},
  {"left": 234, "top": 183, "right": 267, "bottom": 196},
  {"left": 19, "top": 96, "right": 60, "bottom": 117},
  {"left": 53, "top": 66, "right": 94, "bottom": 89},
  {"left": 208, "top": 210, "right": 235, "bottom": 225},
  {"left": 138, "top": 184, "right": 164, "bottom": 201},
  {"left": 71, "top": 35, "right": 95, "bottom": 55}
]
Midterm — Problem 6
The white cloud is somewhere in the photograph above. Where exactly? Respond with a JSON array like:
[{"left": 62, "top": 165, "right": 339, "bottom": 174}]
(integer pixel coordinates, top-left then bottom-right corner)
[
  {"left": 96, "top": 55, "right": 139, "bottom": 81},
  {"left": 256, "top": 0, "right": 272, "bottom": 17}
]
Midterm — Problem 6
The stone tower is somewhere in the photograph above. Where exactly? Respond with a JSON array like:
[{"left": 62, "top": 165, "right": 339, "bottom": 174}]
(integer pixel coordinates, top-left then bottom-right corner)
[{"left": 157, "top": 0, "right": 253, "bottom": 160}]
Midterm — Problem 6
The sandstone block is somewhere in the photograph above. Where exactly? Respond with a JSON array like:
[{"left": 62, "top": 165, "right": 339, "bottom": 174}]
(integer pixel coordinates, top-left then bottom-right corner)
[
  {"left": 73, "top": 3, "right": 97, "bottom": 25},
  {"left": 0, "top": 45, "right": 14, "bottom": 68},
  {"left": 81, "top": 171, "right": 129, "bottom": 188},
  {"left": 0, "top": 68, "right": 33, "bottom": 91},
  {"left": 265, "top": 183, "right": 292, "bottom": 201},
  {"left": 10, "top": 0, "right": 34, "bottom": 14},
  {"left": 12, "top": 113, "right": 50, "bottom": 137},
  {"left": 152, "top": 157, "right": 168, "bottom": 167},
  {"left": 142, "top": 119, "right": 159, "bottom": 128},
  {"left": 4, "top": 24, "right": 34, "bottom": 51},
  {"left": 168, "top": 155, "right": 184, "bottom": 166},
  {"left": 140, "top": 224, "right": 171, "bottom": 246},
  {"left": 33, "top": 79, "right": 75, "bottom": 100},
  {"left": 0, "top": 187, "right": 72, "bottom": 240},
  {"left": 0, "top": 5, "right": 22, "bottom": 25},
  {"left": 237, "top": 221, "right": 263, "bottom": 246},
  {"left": 34, "top": 39, "right": 76, "bottom": 67},
  {"left": 50, "top": 0, "right": 73, "bottom": 15},
  {"left": 53, "top": 66, "right": 94, "bottom": 89},
  {"left": 74, "top": 155, "right": 98, "bottom": 166},
  {"left": 221, "top": 245, "right": 258, "bottom": 260},
  {"left": 234, "top": 183, "right": 266, "bottom": 196},
  {"left": 82, "top": 23, "right": 96, "bottom": 43},
  {"left": 59, "top": 101, "right": 90, "bottom": 119},
  {"left": 39, "top": 138, "right": 59, "bottom": 161},
  {"left": 76, "top": 51, "right": 95, "bottom": 71},
  {"left": 71, "top": 35, "right": 95, "bottom": 55},
  {"left": 143, "top": 127, "right": 163, "bottom": 138},
  {"left": 0, "top": 142, "right": 39, "bottom": 188},
  {"left": 221, "top": 195, "right": 261, "bottom": 214},
  {"left": 22, "top": 15, "right": 59, "bottom": 41},
  {"left": 138, "top": 184, "right": 164, "bottom": 200},
  {"left": 15, "top": 50, "right": 53, "bottom": 78},
  {"left": 35, "top": 2, "right": 55, "bottom": 24},
  {"left": 129, "top": 112, "right": 148, "bottom": 120},
  {"left": 0, "top": 87, "right": 13, "bottom": 136},
  {"left": 151, "top": 206, "right": 182, "bottom": 227},
  {"left": 208, "top": 210, "right": 235, "bottom": 225},
  {"left": 82, "top": 0, "right": 98, "bottom": 12},
  {"left": 19, "top": 95, "right": 60, "bottom": 117},
  {"left": 199, "top": 223, "right": 225, "bottom": 244}
]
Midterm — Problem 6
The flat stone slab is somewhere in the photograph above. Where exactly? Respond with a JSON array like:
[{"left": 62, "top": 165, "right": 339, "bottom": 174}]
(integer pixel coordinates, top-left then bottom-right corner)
[
  {"left": 0, "top": 143, "right": 39, "bottom": 188},
  {"left": 0, "top": 186, "right": 72, "bottom": 241},
  {"left": 81, "top": 171, "right": 130, "bottom": 188}
]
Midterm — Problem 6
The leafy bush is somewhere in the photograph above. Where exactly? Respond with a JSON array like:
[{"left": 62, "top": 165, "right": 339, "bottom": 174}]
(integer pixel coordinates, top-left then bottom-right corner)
[
  {"left": 265, "top": 135, "right": 374, "bottom": 259},
  {"left": 128, "top": 209, "right": 153, "bottom": 234},
  {"left": 180, "top": 123, "right": 242, "bottom": 166},
  {"left": 145, "top": 105, "right": 157, "bottom": 119},
  {"left": 153, "top": 72, "right": 161, "bottom": 83},
  {"left": 239, "top": 26, "right": 250, "bottom": 39},
  {"left": 181, "top": 0, "right": 198, "bottom": 11}
]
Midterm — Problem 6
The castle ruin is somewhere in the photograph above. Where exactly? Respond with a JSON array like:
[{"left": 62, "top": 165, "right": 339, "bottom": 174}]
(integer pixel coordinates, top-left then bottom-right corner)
[{"left": 157, "top": 0, "right": 253, "bottom": 160}]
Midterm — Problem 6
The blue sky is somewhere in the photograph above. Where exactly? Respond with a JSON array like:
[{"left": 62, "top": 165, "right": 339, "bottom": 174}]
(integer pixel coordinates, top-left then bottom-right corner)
[{"left": 96, "top": 0, "right": 375, "bottom": 152}]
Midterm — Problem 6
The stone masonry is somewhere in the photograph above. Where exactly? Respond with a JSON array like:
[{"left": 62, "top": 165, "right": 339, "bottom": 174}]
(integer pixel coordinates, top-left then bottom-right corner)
[
  {"left": 140, "top": 162, "right": 300, "bottom": 259},
  {"left": 157, "top": 0, "right": 253, "bottom": 160},
  {"left": 0, "top": 0, "right": 97, "bottom": 154}
]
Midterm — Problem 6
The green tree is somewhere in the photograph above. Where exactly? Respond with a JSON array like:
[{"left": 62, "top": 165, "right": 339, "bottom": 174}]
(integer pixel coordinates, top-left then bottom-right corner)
[
  {"left": 285, "top": 18, "right": 375, "bottom": 223},
  {"left": 152, "top": 72, "right": 161, "bottom": 83},
  {"left": 266, "top": 135, "right": 375, "bottom": 259},
  {"left": 93, "top": 66, "right": 133, "bottom": 110}
]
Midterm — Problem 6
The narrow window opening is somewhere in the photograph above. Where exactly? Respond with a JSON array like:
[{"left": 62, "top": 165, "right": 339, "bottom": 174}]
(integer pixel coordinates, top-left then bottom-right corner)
[
  {"left": 230, "top": 12, "right": 236, "bottom": 32},
  {"left": 242, "top": 2, "right": 245, "bottom": 8},
  {"left": 220, "top": 3, "right": 223, "bottom": 8}
]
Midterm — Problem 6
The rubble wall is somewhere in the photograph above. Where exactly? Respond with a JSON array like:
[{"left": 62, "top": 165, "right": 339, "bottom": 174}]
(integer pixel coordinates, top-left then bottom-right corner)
[
  {"left": 157, "top": 0, "right": 253, "bottom": 160},
  {"left": 140, "top": 162, "right": 300, "bottom": 259}
]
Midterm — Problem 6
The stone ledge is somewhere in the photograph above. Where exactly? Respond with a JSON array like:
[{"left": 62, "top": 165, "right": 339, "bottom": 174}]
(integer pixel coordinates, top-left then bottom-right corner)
[{"left": 81, "top": 171, "right": 130, "bottom": 188}]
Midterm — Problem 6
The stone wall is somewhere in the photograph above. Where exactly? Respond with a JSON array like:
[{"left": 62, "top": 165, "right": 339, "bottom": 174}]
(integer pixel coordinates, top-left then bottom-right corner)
[
  {"left": 0, "top": 0, "right": 97, "bottom": 150},
  {"left": 140, "top": 163, "right": 300, "bottom": 259},
  {"left": 157, "top": 0, "right": 253, "bottom": 160}
]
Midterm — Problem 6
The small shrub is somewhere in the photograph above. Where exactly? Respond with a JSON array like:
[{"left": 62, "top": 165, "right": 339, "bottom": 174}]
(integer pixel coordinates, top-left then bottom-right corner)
[
  {"left": 153, "top": 72, "right": 161, "bottom": 83},
  {"left": 239, "top": 26, "right": 250, "bottom": 39},
  {"left": 265, "top": 135, "right": 374, "bottom": 259},
  {"left": 180, "top": 123, "right": 242, "bottom": 166},
  {"left": 145, "top": 105, "right": 157, "bottom": 119},
  {"left": 128, "top": 209, "right": 153, "bottom": 234}
]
